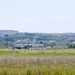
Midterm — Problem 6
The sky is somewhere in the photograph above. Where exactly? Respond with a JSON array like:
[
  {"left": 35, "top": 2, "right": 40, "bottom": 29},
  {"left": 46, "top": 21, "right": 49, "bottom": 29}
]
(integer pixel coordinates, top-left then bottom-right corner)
[{"left": 0, "top": 0, "right": 75, "bottom": 33}]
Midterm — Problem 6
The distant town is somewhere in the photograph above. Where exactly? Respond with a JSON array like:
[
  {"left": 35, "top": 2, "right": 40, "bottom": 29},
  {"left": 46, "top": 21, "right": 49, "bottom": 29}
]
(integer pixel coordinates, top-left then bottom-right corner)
[{"left": 0, "top": 30, "right": 75, "bottom": 49}]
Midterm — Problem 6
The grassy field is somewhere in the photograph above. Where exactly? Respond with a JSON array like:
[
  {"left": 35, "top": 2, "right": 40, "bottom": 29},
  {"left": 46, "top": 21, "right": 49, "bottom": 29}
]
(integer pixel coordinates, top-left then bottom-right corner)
[{"left": 0, "top": 49, "right": 75, "bottom": 75}]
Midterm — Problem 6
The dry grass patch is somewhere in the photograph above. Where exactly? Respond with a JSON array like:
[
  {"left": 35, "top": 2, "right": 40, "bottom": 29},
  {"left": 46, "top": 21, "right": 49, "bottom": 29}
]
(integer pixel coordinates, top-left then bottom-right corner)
[{"left": 0, "top": 49, "right": 75, "bottom": 75}]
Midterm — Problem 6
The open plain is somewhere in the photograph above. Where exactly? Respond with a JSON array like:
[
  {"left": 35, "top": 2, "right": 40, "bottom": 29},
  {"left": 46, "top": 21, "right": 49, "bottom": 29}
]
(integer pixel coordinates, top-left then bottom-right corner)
[{"left": 0, "top": 49, "right": 75, "bottom": 75}]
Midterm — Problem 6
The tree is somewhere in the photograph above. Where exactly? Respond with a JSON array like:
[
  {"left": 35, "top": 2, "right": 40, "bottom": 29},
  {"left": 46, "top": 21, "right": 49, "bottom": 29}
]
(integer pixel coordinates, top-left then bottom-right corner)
[{"left": 68, "top": 44, "right": 75, "bottom": 49}]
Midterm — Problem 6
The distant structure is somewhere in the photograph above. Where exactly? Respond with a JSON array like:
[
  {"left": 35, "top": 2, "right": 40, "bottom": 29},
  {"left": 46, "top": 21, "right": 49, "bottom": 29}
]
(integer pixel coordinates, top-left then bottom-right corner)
[
  {"left": 12, "top": 44, "right": 45, "bottom": 50},
  {"left": 29, "top": 44, "right": 44, "bottom": 50}
]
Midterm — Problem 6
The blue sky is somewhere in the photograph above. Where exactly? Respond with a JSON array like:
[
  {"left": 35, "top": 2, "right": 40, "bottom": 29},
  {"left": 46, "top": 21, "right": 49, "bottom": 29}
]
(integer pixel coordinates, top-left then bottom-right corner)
[{"left": 0, "top": 0, "right": 75, "bottom": 33}]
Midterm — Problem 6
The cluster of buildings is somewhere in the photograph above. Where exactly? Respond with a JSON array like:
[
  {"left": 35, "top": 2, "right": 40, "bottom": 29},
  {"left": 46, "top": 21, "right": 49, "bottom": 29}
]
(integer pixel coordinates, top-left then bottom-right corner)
[{"left": 12, "top": 44, "right": 45, "bottom": 50}]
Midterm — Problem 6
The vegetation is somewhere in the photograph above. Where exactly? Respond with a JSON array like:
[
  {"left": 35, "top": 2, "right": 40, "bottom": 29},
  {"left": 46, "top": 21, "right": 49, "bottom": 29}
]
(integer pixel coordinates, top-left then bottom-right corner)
[
  {"left": 1, "top": 30, "right": 75, "bottom": 48},
  {"left": 0, "top": 30, "right": 75, "bottom": 75},
  {"left": 0, "top": 49, "right": 75, "bottom": 75},
  {"left": 67, "top": 43, "right": 75, "bottom": 49}
]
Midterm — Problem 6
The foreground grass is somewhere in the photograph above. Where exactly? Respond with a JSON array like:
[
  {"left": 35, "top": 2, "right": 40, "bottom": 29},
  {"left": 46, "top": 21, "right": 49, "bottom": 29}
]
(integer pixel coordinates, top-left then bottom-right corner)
[
  {"left": 0, "top": 49, "right": 75, "bottom": 75},
  {"left": 0, "top": 64, "right": 75, "bottom": 75},
  {"left": 0, "top": 48, "right": 75, "bottom": 56}
]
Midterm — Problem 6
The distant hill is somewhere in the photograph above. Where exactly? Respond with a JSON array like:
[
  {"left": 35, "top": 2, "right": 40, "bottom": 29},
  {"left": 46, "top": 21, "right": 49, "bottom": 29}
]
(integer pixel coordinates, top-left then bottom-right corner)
[
  {"left": 0, "top": 30, "right": 19, "bottom": 35},
  {"left": 0, "top": 30, "right": 75, "bottom": 48}
]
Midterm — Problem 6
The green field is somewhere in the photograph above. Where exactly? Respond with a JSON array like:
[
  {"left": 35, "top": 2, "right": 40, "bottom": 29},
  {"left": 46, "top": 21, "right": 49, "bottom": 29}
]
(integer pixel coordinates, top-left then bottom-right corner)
[{"left": 0, "top": 49, "right": 75, "bottom": 75}]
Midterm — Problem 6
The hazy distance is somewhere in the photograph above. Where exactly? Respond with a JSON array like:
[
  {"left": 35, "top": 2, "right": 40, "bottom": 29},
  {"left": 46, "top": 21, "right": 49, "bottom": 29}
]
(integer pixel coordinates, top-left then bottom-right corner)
[{"left": 0, "top": 0, "right": 75, "bottom": 33}]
